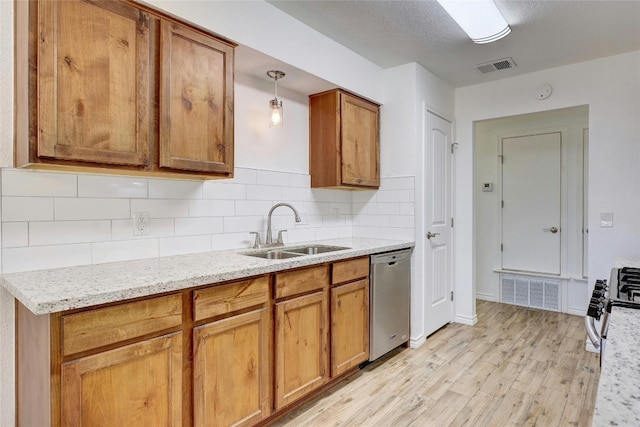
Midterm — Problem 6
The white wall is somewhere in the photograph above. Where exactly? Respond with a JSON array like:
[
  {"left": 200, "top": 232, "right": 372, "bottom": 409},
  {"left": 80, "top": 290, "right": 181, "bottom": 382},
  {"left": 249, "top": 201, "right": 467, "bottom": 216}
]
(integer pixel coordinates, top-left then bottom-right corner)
[
  {"left": 455, "top": 51, "right": 640, "bottom": 323},
  {"left": 146, "top": 0, "right": 384, "bottom": 103}
]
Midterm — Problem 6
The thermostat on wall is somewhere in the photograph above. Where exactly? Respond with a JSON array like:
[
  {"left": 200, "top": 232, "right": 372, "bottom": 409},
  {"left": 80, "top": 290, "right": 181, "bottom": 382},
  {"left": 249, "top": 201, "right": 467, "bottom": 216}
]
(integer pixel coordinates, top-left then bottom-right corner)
[{"left": 482, "top": 182, "right": 494, "bottom": 192}]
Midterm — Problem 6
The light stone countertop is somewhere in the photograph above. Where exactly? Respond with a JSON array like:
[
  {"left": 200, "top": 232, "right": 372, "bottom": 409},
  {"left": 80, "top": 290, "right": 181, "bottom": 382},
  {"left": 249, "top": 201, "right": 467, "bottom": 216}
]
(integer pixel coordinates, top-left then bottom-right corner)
[
  {"left": 0, "top": 237, "right": 414, "bottom": 315},
  {"left": 592, "top": 306, "right": 640, "bottom": 426}
]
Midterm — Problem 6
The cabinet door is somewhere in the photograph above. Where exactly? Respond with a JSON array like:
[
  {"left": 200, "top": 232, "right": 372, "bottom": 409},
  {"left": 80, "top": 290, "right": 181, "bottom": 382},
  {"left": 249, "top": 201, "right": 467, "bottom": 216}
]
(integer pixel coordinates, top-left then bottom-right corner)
[
  {"left": 160, "top": 21, "right": 234, "bottom": 174},
  {"left": 340, "top": 93, "right": 380, "bottom": 187},
  {"left": 331, "top": 279, "right": 370, "bottom": 377},
  {"left": 61, "top": 333, "right": 182, "bottom": 427},
  {"left": 38, "top": 0, "right": 152, "bottom": 166},
  {"left": 275, "top": 291, "right": 329, "bottom": 410},
  {"left": 193, "top": 308, "right": 271, "bottom": 427}
]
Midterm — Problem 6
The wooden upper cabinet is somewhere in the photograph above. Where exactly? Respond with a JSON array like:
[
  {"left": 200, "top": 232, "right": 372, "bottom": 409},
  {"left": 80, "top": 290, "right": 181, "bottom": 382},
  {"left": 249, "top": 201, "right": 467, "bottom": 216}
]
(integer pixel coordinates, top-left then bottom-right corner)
[
  {"left": 36, "top": 0, "right": 152, "bottom": 167},
  {"left": 160, "top": 21, "right": 234, "bottom": 174},
  {"left": 309, "top": 89, "right": 380, "bottom": 189},
  {"left": 16, "top": 0, "right": 235, "bottom": 179}
]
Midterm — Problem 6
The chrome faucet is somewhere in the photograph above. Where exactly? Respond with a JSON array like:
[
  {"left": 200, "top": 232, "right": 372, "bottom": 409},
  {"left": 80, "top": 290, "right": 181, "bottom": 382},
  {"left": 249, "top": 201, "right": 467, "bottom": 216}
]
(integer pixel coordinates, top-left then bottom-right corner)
[{"left": 266, "top": 203, "right": 302, "bottom": 245}]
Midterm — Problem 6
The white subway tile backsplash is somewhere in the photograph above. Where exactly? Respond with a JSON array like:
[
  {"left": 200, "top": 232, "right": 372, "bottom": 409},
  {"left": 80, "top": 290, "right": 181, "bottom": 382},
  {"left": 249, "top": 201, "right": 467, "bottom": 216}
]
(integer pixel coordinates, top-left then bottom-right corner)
[
  {"left": 310, "top": 189, "right": 338, "bottom": 203},
  {"left": 212, "top": 232, "right": 253, "bottom": 251},
  {"left": 159, "top": 235, "right": 211, "bottom": 257},
  {"left": 380, "top": 177, "right": 414, "bottom": 190},
  {"left": 189, "top": 200, "right": 235, "bottom": 217},
  {"left": 149, "top": 179, "right": 203, "bottom": 199},
  {"left": 0, "top": 167, "right": 417, "bottom": 274},
  {"left": 352, "top": 190, "right": 376, "bottom": 203},
  {"left": 2, "top": 169, "right": 77, "bottom": 197},
  {"left": 2, "top": 223, "right": 28, "bottom": 248},
  {"left": 380, "top": 227, "right": 414, "bottom": 241},
  {"left": 322, "top": 226, "right": 352, "bottom": 239},
  {"left": 202, "top": 182, "right": 246, "bottom": 200},
  {"left": 286, "top": 228, "right": 317, "bottom": 243},
  {"left": 78, "top": 175, "right": 148, "bottom": 198},
  {"left": 281, "top": 187, "right": 312, "bottom": 201},
  {"left": 400, "top": 203, "right": 415, "bottom": 216},
  {"left": 366, "top": 203, "right": 400, "bottom": 215},
  {"left": 175, "top": 217, "right": 224, "bottom": 236},
  {"left": 223, "top": 216, "right": 264, "bottom": 233},
  {"left": 2, "top": 244, "right": 92, "bottom": 274},
  {"left": 55, "top": 198, "right": 130, "bottom": 220},
  {"left": 234, "top": 200, "right": 273, "bottom": 216},
  {"left": 2, "top": 197, "right": 54, "bottom": 221},
  {"left": 357, "top": 215, "right": 390, "bottom": 227},
  {"left": 393, "top": 216, "right": 415, "bottom": 228},
  {"left": 376, "top": 189, "right": 414, "bottom": 203},
  {"left": 246, "top": 185, "right": 282, "bottom": 201},
  {"left": 29, "top": 221, "right": 111, "bottom": 246},
  {"left": 130, "top": 199, "right": 189, "bottom": 218},
  {"left": 352, "top": 226, "right": 381, "bottom": 239},
  {"left": 303, "top": 201, "right": 330, "bottom": 215},
  {"left": 92, "top": 239, "right": 159, "bottom": 264},
  {"left": 111, "top": 218, "right": 174, "bottom": 240}
]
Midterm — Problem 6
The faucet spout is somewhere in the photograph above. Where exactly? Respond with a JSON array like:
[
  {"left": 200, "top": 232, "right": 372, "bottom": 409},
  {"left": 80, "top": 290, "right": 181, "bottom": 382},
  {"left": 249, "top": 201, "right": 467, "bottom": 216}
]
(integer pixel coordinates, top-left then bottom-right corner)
[{"left": 266, "top": 203, "right": 302, "bottom": 244}]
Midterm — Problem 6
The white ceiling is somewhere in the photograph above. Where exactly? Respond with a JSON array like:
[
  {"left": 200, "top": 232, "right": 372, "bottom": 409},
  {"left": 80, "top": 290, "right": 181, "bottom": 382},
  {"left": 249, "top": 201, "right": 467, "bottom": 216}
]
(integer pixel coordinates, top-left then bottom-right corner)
[{"left": 262, "top": 0, "right": 640, "bottom": 88}]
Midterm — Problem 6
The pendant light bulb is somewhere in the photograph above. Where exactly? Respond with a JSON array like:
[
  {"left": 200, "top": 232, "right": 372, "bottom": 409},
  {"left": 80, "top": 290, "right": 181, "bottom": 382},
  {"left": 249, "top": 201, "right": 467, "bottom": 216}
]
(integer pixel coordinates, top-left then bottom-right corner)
[{"left": 267, "top": 70, "right": 285, "bottom": 128}]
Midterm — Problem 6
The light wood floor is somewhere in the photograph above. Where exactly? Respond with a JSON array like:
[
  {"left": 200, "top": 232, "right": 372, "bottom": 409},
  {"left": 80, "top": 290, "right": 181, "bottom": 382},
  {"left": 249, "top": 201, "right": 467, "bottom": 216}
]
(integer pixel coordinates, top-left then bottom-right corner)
[{"left": 271, "top": 300, "right": 600, "bottom": 427}]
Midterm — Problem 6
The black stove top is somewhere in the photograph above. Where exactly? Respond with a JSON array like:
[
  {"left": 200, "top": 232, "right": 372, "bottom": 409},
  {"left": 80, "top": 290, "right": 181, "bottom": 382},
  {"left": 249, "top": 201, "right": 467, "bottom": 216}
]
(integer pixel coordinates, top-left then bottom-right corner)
[{"left": 587, "top": 267, "right": 640, "bottom": 321}]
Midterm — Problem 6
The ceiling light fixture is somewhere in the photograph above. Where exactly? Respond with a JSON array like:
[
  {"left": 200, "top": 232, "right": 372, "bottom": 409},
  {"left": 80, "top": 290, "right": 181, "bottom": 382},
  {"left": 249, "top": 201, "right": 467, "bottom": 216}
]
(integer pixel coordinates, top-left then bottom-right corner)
[
  {"left": 436, "top": 0, "right": 511, "bottom": 44},
  {"left": 267, "top": 70, "right": 285, "bottom": 127}
]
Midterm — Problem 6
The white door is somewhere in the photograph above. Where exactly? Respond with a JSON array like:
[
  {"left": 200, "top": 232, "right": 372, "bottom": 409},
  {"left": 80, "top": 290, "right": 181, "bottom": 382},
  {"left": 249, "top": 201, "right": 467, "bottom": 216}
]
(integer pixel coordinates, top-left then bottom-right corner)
[
  {"left": 501, "top": 132, "right": 561, "bottom": 275},
  {"left": 424, "top": 111, "right": 453, "bottom": 337}
]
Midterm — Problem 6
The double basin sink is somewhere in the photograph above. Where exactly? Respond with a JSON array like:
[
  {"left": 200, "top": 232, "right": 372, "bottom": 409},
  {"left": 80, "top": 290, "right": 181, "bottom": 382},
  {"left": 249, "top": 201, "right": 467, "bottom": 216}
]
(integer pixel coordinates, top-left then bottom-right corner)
[{"left": 243, "top": 244, "right": 350, "bottom": 260}]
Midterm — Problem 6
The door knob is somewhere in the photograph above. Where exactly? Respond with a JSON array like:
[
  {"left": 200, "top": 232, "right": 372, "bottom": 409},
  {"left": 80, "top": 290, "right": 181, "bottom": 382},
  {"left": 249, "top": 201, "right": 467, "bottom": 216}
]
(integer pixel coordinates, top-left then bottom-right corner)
[
  {"left": 427, "top": 231, "right": 440, "bottom": 239},
  {"left": 543, "top": 226, "right": 559, "bottom": 234}
]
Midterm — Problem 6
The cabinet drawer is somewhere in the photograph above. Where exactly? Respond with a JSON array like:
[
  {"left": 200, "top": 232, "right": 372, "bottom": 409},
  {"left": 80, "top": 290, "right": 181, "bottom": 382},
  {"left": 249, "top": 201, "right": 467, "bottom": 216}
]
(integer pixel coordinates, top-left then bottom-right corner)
[
  {"left": 193, "top": 276, "right": 269, "bottom": 321},
  {"left": 332, "top": 257, "right": 369, "bottom": 285},
  {"left": 62, "top": 294, "right": 183, "bottom": 356},
  {"left": 275, "top": 265, "right": 329, "bottom": 299}
]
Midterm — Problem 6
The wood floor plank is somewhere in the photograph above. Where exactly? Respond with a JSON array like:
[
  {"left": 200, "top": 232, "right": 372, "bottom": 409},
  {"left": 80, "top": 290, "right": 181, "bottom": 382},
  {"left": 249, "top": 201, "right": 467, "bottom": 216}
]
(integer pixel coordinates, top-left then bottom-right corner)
[{"left": 270, "top": 301, "right": 600, "bottom": 427}]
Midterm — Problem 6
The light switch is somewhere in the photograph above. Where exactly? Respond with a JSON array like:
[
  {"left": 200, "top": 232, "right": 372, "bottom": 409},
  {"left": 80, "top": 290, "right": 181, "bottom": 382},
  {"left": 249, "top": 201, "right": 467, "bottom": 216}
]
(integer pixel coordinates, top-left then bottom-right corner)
[{"left": 600, "top": 212, "right": 613, "bottom": 228}]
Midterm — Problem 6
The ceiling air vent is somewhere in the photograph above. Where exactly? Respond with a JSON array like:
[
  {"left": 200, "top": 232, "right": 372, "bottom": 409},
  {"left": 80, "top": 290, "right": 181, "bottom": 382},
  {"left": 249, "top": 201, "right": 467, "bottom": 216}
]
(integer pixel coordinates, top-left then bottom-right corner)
[{"left": 474, "top": 57, "right": 517, "bottom": 74}]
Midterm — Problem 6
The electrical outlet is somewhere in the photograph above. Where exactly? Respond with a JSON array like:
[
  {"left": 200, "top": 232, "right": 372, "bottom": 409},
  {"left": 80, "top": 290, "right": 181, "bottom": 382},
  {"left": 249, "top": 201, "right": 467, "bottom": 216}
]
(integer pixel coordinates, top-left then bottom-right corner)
[{"left": 133, "top": 212, "right": 150, "bottom": 236}]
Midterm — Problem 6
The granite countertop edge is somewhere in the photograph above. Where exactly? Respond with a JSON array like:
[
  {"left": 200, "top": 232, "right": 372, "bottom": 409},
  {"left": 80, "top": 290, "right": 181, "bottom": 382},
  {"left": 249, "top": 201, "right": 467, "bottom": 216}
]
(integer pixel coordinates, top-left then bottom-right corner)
[
  {"left": 0, "top": 237, "right": 414, "bottom": 315},
  {"left": 592, "top": 306, "right": 640, "bottom": 426}
]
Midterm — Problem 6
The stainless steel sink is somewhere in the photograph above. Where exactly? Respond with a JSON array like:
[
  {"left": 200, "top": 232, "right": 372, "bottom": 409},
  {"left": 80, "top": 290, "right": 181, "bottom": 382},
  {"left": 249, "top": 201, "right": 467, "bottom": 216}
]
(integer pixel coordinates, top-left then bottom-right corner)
[
  {"left": 244, "top": 250, "right": 303, "bottom": 260},
  {"left": 285, "top": 245, "right": 350, "bottom": 255},
  {"left": 242, "top": 244, "right": 350, "bottom": 259}
]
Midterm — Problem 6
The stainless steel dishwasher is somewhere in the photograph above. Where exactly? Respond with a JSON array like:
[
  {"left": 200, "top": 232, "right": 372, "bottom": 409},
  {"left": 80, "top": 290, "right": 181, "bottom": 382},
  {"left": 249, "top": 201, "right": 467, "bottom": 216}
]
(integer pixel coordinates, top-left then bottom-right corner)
[{"left": 369, "top": 249, "right": 411, "bottom": 361}]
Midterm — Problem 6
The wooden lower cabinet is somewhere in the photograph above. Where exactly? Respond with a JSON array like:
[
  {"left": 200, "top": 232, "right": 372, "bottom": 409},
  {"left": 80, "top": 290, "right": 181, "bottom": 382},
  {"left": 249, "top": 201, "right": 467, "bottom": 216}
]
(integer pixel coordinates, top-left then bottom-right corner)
[
  {"left": 17, "top": 262, "right": 372, "bottom": 426},
  {"left": 274, "top": 290, "right": 329, "bottom": 410},
  {"left": 61, "top": 332, "right": 183, "bottom": 427},
  {"left": 331, "top": 278, "right": 370, "bottom": 377},
  {"left": 193, "top": 307, "right": 271, "bottom": 427}
]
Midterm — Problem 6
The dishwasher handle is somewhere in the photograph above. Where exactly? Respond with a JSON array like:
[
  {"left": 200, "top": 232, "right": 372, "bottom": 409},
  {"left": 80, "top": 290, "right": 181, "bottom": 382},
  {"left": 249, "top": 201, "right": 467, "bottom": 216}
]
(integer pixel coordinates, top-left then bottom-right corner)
[{"left": 370, "top": 249, "right": 412, "bottom": 265}]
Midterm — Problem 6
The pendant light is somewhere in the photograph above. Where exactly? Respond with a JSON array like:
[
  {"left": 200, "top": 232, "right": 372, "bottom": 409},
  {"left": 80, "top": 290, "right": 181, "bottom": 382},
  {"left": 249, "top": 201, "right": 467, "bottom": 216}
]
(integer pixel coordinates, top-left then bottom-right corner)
[
  {"left": 267, "top": 70, "right": 285, "bottom": 127},
  {"left": 437, "top": 0, "right": 511, "bottom": 44}
]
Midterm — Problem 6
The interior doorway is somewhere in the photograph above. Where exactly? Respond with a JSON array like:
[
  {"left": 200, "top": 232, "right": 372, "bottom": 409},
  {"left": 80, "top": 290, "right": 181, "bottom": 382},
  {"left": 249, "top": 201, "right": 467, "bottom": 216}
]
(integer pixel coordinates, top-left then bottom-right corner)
[{"left": 474, "top": 106, "right": 589, "bottom": 312}]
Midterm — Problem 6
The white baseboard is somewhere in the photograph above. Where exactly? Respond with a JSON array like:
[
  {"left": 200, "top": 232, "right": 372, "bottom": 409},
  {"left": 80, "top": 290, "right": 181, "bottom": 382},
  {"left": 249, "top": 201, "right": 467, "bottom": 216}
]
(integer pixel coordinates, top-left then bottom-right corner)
[
  {"left": 454, "top": 313, "right": 478, "bottom": 326},
  {"left": 567, "top": 307, "right": 587, "bottom": 316},
  {"left": 476, "top": 292, "right": 497, "bottom": 302},
  {"left": 410, "top": 335, "right": 426, "bottom": 348}
]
